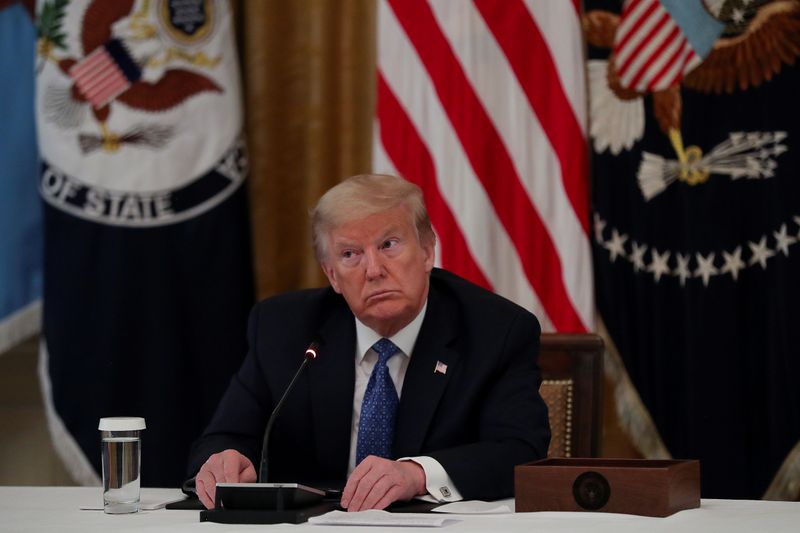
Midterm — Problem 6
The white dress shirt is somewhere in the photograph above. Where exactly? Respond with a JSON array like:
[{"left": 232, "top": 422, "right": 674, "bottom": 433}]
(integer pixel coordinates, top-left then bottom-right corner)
[{"left": 348, "top": 301, "right": 463, "bottom": 502}]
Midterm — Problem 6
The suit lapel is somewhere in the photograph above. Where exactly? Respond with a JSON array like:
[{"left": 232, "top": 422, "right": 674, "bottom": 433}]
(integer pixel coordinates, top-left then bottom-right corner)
[
  {"left": 394, "top": 284, "right": 460, "bottom": 457},
  {"left": 308, "top": 298, "right": 355, "bottom": 479}
]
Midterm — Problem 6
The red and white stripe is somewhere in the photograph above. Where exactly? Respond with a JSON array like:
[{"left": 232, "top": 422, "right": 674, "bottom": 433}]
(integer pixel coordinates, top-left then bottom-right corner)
[
  {"left": 374, "top": 0, "right": 593, "bottom": 332},
  {"left": 613, "top": 0, "right": 702, "bottom": 92},
  {"left": 69, "top": 46, "right": 131, "bottom": 109}
]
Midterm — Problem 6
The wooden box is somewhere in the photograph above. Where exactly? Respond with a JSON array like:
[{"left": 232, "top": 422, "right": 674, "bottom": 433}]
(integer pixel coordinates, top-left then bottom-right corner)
[{"left": 515, "top": 458, "right": 700, "bottom": 517}]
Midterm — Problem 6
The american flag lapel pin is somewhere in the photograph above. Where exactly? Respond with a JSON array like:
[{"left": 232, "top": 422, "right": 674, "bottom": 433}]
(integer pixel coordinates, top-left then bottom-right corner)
[{"left": 434, "top": 360, "right": 448, "bottom": 375}]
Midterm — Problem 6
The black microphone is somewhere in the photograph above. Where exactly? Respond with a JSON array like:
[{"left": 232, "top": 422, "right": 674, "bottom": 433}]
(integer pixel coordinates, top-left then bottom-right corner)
[{"left": 258, "top": 340, "right": 320, "bottom": 482}]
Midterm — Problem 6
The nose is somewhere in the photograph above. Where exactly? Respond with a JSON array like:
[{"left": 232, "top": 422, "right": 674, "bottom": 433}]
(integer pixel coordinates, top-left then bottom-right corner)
[{"left": 364, "top": 248, "right": 385, "bottom": 280}]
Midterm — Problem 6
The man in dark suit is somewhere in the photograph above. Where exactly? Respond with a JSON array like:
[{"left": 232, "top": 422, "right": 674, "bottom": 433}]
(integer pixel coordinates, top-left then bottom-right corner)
[{"left": 190, "top": 174, "right": 550, "bottom": 511}]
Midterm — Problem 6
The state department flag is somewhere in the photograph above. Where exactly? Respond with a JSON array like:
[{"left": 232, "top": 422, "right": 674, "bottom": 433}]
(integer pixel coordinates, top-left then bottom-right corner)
[
  {"left": 0, "top": 0, "right": 42, "bottom": 354},
  {"left": 35, "top": 0, "right": 253, "bottom": 486},
  {"left": 587, "top": 0, "right": 800, "bottom": 498}
]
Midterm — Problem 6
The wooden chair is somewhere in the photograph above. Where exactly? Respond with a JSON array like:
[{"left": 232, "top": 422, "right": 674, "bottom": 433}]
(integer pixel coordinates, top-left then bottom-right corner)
[{"left": 538, "top": 333, "right": 604, "bottom": 458}]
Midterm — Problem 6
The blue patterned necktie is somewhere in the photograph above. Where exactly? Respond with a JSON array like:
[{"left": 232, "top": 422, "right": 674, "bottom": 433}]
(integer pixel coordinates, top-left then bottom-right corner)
[{"left": 356, "top": 338, "right": 400, "bottom": 465}]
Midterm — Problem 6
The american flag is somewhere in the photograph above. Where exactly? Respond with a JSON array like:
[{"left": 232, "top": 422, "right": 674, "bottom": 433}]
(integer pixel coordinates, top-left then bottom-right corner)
[
  {"left": 612, "top": 0, "right": 724, "bottom": 92},
  {"left": 374, "top": 0, "right": 592, "bottom": 333},
  {"left": 69, "top": 39, "right": 141, "bottom": 109}
]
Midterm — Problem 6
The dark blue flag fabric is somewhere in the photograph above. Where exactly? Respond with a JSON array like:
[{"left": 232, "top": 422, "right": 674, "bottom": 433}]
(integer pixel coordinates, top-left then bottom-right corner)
[
  {"left": 35, "top": 0, "right": 253, "bottom": 486},
  {"left": 587, "top": 0, "right": 800, "bottom": 498},
  {"left": 0, "top": 0, "right": 42, "bottom": 354}
]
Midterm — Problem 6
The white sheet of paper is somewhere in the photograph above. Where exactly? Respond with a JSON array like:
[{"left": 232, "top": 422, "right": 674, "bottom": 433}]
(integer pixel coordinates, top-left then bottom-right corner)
[
  {"left": 309, "top": 509, "right": 459, "bottom": 527},
  {"left": 431, "top": 500, "right": 514, "bottom": 514}
]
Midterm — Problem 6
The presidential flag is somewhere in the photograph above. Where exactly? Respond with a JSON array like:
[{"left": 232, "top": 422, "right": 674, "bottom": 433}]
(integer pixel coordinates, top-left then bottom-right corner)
[
  {"left": 0, "top": 0, "right": 41, "bottom": 355},
  {"left": 36, "top": 0, "right": 253, "bottom": 486},
  {"left": 587, "top": 0, "right": 800, "bottom": 498},
  {"left": 374, "top": 0, "right": 593, "bottom": 333}
]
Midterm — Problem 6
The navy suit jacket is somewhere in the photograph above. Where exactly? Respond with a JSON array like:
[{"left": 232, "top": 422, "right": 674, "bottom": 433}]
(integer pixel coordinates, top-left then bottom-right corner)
[{"left": 188, "top": 268, "right": 550, "bottom": 500}]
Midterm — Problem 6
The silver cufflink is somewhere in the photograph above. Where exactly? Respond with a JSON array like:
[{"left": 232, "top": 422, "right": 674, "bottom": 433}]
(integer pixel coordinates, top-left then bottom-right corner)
[{"left": 439, "top": 487, "right": 451, "bottom": 497}]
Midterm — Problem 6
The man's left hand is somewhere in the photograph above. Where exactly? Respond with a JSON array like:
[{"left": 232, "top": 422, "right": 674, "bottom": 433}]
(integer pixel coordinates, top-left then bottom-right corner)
[{"left": 341, "top": 456, "right": 426, "bottom": 511}]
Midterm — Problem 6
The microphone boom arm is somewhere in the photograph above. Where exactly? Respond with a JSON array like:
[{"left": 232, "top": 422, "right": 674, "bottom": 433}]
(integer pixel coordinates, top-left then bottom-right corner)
[{"left": 258, "top": 342, "right": 319, "bottom": 483}]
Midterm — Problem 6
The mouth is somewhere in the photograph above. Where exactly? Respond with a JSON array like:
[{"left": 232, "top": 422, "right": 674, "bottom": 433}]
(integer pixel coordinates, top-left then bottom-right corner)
[{"left": 365, "top": 290, "right": 399, "bottom": 303}]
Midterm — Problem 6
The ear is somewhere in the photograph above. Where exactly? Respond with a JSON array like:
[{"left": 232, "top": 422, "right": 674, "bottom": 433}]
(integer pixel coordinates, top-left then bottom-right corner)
[
  {"left": 422, "top": 238, "right": 436, "bottom": 273},
  {"left": 321, "top": 261, "right": 342, "bottom": 294}
]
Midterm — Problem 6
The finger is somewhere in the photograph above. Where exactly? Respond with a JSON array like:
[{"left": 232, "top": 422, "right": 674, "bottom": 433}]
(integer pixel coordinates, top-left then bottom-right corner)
[
  {"left": 357, "top": 475, "right": 395, "bottom": 511},
  {"left": 372, "top": 485, "right": 404, "bottom": 511},
  {"left": 341, "top": 459, "right": 370, "bottom": 508},
  {"left": 345, "top": 477, "right": 372, "bottom": 512},
  {"left": 195, "top": 478, "right": 208, "bottom": 509},
  {"left": 196, "top": 476, "right": 214, "bottom": 509},
  {"left": 240, "top": 460, "right": 257, "bottom": 482},
  {"left": 222, "top": 457, "right": 241, "bottom": 483},
  {"left": 347, "top": 465, "right": 386, "bottom": 512},
  {"left": 204, "top": 466, "right": 222, "bottom": 506}
]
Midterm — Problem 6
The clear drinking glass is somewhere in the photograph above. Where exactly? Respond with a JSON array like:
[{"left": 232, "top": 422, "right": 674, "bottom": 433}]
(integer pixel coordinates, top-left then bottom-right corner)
[{"left": 98, "top": 417, "right": 146, "bottom": 514}]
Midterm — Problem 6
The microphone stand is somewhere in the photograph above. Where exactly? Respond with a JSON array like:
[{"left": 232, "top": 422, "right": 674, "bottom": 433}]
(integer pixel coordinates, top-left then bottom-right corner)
[{"left": 259, "top": 343, "right": 317, "bottom": 482}]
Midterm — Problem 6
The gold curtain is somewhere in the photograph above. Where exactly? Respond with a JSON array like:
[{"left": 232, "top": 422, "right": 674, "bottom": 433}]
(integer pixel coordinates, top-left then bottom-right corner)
[{"left": 237, "top": 0, "right": 376, "bottom": 298}]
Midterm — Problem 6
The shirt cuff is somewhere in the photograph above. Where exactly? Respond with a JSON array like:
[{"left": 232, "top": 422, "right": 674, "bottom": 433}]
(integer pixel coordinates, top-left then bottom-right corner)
[{"left": 399, "top": 456, "right": 463, "bottom": 502}]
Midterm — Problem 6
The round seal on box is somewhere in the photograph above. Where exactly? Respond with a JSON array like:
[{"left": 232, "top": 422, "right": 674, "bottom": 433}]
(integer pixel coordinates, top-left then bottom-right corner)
[{"left": 572, "top": 471, "right": 610, "bottom": 510}]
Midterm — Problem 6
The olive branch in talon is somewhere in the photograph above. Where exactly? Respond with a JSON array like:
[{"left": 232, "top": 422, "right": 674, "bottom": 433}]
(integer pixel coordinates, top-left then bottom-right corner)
[
  {"left": 36, "top": 0, "right": 70, "bottom": 73},
  {"left": 637, "top": 131, "right": 788, "bottom": 200}
]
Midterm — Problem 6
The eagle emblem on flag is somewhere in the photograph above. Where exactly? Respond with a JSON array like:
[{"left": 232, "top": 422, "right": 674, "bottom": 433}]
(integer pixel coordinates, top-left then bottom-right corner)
[
  {"left": 589, "top": 0, "right": 800, "bottom": 501},
  {"left": 37, "top": 0, "right": 223, "bottom": 154},
  {"left": 585, "top": 0, "right": 800, "bottom": 199},
  {"left": 35, "top": 0, "right": 246, "bottom": 227}
]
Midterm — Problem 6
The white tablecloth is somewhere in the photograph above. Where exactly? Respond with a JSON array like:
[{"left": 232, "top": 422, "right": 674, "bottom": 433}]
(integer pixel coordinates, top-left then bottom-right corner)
[{"left": 0, "top": 486, "right": 797, "bottom": 533}]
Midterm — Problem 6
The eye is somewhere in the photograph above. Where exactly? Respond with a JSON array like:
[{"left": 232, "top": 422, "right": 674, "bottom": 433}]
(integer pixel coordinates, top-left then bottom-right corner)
[
  {"left": 382, "top": 239, "right": 399, "bottom": 250},
  {"left": 340, "top": 249, "right": 360, "bottom": 265}
]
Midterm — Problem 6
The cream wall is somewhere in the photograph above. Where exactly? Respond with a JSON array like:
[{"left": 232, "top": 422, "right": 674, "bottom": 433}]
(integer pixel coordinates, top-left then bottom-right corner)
[{"left": 0, "top": 337, "right": 73, "bottom": 485}]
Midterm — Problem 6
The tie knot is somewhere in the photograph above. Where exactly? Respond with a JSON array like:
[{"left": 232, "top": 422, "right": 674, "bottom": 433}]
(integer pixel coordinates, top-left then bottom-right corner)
[{"left": 372, "top": 338, "right": 399, "bottom": 364}]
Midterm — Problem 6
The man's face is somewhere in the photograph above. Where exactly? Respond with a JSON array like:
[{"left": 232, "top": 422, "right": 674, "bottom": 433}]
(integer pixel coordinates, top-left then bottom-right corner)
[{"left": 321, "top": 205, "right": 435, "bottom": 337}]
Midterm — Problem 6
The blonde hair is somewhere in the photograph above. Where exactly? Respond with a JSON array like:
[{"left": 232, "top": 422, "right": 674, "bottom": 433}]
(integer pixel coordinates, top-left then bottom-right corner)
[{"left": 311, "top": 174, "right": 435, "bottom": 262}]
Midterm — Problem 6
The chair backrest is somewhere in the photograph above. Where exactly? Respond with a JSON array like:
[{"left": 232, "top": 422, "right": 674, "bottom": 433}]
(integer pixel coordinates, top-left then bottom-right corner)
[{"left": 538, "top": 333, "right": 604, "bottom": 458}]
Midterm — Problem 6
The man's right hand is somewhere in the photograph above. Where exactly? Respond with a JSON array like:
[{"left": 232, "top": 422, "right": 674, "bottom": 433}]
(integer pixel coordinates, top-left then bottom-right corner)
[{"left": 195, "top": 449, "right": 257, "bottom": 509}]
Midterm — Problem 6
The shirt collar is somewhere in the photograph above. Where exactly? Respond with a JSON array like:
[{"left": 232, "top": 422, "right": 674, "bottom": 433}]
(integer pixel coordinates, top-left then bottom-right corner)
[{"left": 355, "top": 300, "right": 428, "bottom": 363}]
